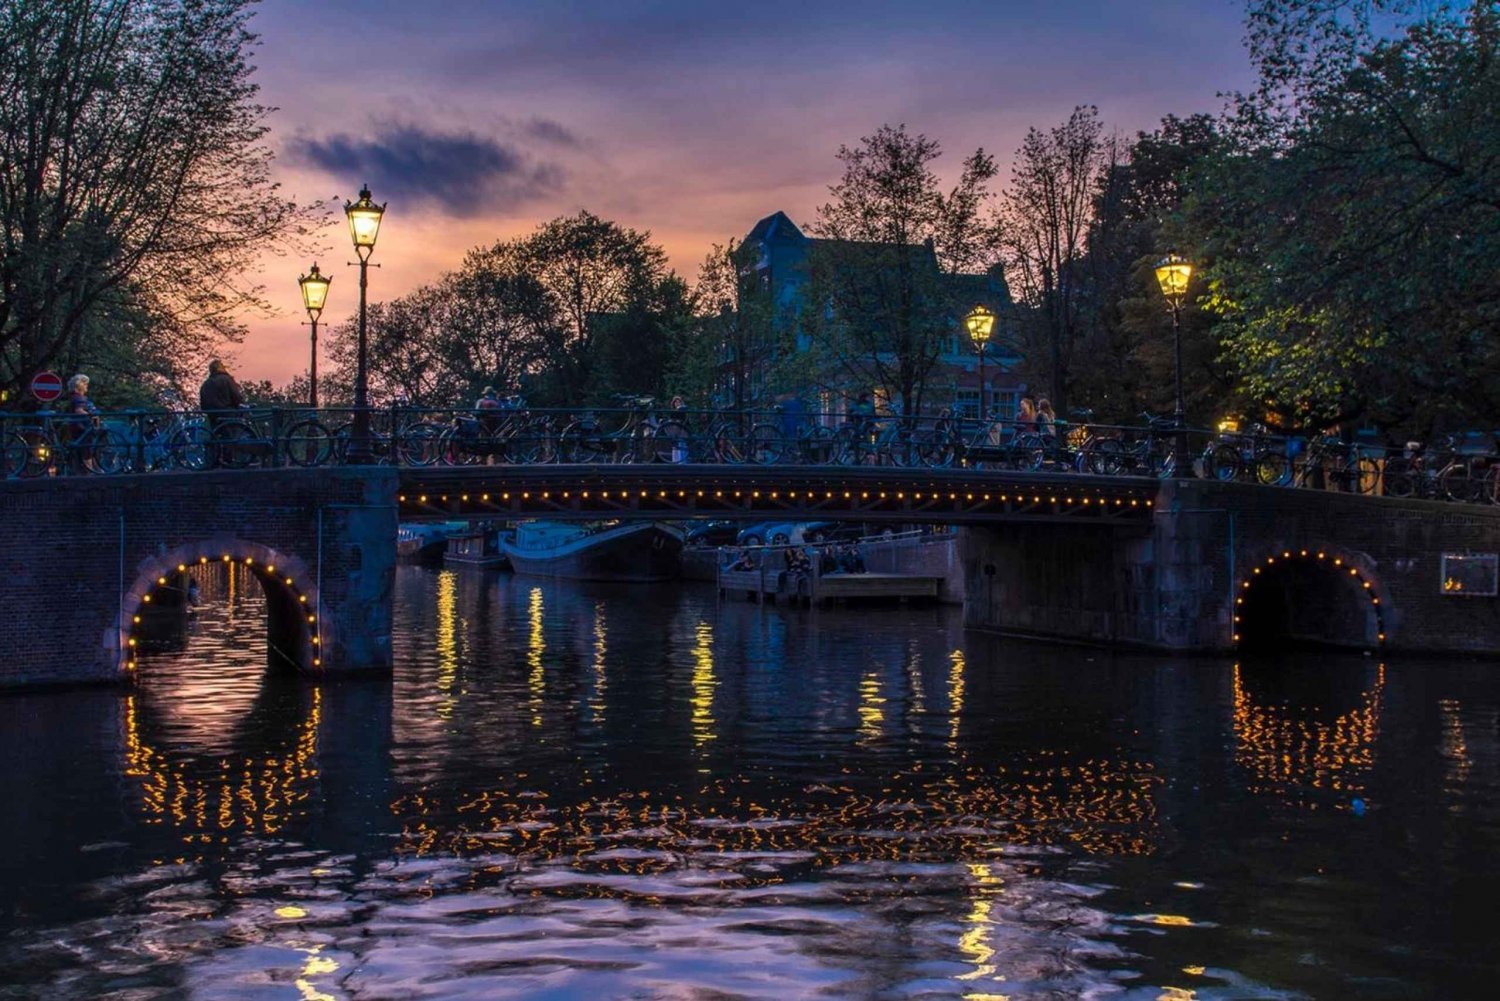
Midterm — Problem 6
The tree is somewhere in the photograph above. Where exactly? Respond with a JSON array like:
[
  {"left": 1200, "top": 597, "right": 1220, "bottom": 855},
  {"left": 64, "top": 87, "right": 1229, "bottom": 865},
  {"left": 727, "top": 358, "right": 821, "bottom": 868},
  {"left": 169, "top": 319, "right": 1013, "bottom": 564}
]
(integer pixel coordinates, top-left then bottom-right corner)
[
  {"left": 433, "top": 244, "right": 551, "bottom": 402},
  {"left": 1071, "top": 114, "right": 1230, "bottom": 423},
  {"left": 516, "top": 211, "right": 675, "bottom": 404},
  {"left": 999, "top": 106, "right": 1110, "bottom": 414},
  {"left": 1192, "top": 0, "right": 1500, "bottom": 432},
  {"left": 684, "top": 240, "right": 776, "bottom": 411},
  {"left": 0, "top": 0, "right": 315, "bottom": 401},
  {"left": 806, "top": 124, "right": 999, "bottom": 415}
]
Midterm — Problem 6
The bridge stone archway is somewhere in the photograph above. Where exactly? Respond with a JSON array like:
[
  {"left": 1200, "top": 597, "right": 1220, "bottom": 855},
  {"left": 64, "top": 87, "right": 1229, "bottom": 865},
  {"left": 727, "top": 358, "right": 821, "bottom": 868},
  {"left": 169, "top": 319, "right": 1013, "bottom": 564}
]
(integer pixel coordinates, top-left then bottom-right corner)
[
  {"left": 120, "top": 540, "right": 325, "bottom": 675},
  {"left": 1233, "top": 549, "right": 1386, "bottom": 652}
]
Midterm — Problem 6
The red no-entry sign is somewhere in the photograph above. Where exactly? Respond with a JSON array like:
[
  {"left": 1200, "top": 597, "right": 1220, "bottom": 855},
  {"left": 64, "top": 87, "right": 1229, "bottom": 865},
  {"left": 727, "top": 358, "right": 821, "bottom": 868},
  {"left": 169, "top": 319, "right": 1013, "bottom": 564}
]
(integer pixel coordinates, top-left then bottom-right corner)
[{"left": 30, "top": 371, "right": 63, "bottom": 402}]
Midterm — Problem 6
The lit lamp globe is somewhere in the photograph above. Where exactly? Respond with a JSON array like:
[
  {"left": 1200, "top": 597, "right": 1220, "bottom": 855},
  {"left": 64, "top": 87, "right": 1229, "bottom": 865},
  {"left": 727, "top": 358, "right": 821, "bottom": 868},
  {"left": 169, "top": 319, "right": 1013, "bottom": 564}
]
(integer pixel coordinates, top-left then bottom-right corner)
[
  {"left": 1154, "top": 253, "right": 1192, "bottom": 304},
  {"left": 298, "top": 263, "right": 331, "bottom": 319},
  {"left": 345, "top": 185, "right": 385, "bottom": 259},
  {"left": 963, "top": 304, "right": 996, "bottom": 348}
]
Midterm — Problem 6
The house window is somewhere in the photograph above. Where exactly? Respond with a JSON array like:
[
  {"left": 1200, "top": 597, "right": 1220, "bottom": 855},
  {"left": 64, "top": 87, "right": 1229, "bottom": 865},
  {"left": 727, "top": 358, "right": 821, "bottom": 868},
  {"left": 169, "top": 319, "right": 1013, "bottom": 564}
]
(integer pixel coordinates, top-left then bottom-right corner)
[
  {"left": 989, "top": 390, "right": 1018, "bottom": 422},
  {"left": 1441, "top": 554, "right": 1498, "bottom": 596},
  {"left": 955, "top": 389, "right": 981, "bottom": 420}
]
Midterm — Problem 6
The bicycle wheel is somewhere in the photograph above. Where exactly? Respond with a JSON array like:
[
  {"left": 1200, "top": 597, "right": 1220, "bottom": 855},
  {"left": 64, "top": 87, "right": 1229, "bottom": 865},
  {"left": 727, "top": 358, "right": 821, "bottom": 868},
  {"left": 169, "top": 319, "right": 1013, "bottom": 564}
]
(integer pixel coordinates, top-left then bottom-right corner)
[
  {"left": 1382, "top": 457, "right": 1416, "bottom": 498},
  {"left": 1084, "top": 438, "right": 1125, "bottom": 475},
  {"left": 84, "top": 428, "right": 130, "bottom": 474},
  {"left": 653, "top": 420, "right": 690, "bottom": 463},
  {"left": 3, "top": 431, "right": 28, "bottom": 478},
  {"left": 1255, "top": 452, "right": 1291, "bottom": 486},
  {"left": 1207, "top": 443, "right": 1242, "bottom": 481},
  {"left": 559, "top": 423, "right": 607, "bottom": 463},
  {"left": 166, "top": 424, "right": 212, "bottom": 470},
  {"left": 211, "top": 419, "right": 257, "bottom": 469},
  {"left": 1440, "top": 465, "right": 1478, "bottom": 503},
  {"left": 284, "top": 419, "right": 333, "bottom": 467},
  {"left": 747, "top": 423, "right": 781, "bottom": 464},
  {"left": 829, "top": 427, "right": 858, "bottom": 465},
  {"left": 1014, "top": 432, "right": 1046, "bottom": 471},
  {"left": 437, "top": 426, "right": 481, "bottom": 466},
  {"left": 711, "top": 424, "right": 746, "bottom": 464},
  {"left": 400, "top": 423, "right": 445, "bottom": 466}
]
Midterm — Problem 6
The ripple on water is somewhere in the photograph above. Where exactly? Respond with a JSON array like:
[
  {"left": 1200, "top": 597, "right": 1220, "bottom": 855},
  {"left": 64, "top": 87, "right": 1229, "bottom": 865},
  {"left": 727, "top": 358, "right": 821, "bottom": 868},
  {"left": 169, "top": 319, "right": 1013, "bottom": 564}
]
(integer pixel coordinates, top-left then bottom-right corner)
[{"left": 1, "top": 569, "right": 1497, "bottom": 999}]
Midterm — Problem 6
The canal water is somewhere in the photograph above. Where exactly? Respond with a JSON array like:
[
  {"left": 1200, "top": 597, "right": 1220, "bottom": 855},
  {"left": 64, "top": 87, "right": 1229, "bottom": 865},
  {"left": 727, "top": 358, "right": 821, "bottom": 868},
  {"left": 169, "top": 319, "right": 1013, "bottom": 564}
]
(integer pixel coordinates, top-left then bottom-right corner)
[{"left": 2, "top": 564, "right": 1498, "bottom": 999}]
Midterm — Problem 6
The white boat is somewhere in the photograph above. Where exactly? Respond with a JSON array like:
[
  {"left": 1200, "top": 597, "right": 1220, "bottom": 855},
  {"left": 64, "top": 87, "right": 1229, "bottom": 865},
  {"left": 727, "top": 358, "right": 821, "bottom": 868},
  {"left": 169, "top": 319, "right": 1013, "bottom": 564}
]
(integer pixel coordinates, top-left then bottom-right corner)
[{"left": 499, "top": 521, "right": 683, "bottom": 582}]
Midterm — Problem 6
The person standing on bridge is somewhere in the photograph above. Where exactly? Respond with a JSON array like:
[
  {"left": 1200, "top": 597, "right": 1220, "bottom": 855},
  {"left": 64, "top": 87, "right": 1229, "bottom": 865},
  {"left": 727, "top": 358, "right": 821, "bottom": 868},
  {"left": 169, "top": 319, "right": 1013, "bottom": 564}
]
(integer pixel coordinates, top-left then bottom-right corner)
[{"left": 199, "top": 360, "right": 244, "bottom": 423}]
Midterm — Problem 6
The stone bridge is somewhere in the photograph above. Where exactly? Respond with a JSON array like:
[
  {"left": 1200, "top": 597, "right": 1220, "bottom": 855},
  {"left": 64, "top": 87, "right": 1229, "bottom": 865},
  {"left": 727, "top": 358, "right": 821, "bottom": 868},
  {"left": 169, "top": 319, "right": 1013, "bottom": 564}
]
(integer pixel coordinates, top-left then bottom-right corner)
[{"left": 1, "top": 465, "right": 1496, "bottom": 689}]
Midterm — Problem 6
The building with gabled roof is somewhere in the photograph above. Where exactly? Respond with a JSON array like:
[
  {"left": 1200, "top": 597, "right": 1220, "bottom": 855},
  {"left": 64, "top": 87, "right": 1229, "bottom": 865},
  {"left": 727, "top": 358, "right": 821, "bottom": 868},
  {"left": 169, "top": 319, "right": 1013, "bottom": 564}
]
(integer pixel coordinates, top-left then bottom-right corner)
[{"left": 737, "top": 210, "right": 1027, "bottom": 420}]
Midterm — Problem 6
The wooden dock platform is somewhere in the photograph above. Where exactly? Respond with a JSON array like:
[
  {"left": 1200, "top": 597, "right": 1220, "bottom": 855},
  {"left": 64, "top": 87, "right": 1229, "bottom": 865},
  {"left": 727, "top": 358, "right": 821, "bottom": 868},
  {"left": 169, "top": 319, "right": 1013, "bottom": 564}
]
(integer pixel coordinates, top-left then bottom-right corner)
[{"left": 717, "top": 565, "right": 942, "bottom": 606}]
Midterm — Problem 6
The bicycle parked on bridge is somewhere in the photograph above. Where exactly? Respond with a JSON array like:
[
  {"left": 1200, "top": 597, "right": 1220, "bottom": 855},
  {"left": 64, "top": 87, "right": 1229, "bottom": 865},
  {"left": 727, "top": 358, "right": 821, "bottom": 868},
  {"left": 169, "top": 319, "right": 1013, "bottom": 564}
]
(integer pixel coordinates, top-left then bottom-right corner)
[
  {"left": 1382, "top": 433, "right": 1500, "bottom": 503},
  {"left": 556, "top": 396, "right": 684, "bottom": 463},
  {"left": 207, "top": 406, "right": 334, "bottom": 469},
  {"left": 2, "top": 410, "right": 131, "bottom": 477}
]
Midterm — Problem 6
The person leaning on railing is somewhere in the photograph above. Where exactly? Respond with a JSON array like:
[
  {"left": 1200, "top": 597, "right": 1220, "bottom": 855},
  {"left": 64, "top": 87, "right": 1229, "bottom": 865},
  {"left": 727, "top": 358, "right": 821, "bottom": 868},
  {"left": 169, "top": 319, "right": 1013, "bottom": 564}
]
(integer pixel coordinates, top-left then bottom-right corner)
[{"left": 198, "top": 359, "right": 244, "bottom": 430}]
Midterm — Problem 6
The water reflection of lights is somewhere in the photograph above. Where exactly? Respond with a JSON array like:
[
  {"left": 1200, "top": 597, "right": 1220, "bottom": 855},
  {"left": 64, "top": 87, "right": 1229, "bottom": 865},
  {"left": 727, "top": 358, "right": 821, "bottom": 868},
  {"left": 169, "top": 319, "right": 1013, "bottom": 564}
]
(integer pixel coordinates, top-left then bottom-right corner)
[
  {"left": 948, "top": 649, "right": 966, "bottom": 747},
  {"left": 1231, "top": 663, "right": 1384, "bottom": 803},
  {"left": 527, "top": 587, "right": 545, "bottom": 727},
  {"left": 857, "top": 672, "right": 885, "bottom": 741},
  {"left": 691, "top": 621, "right": 717, "bottom": 746},
  {"left": 294, "top": 944, "right": 340, "bottom": 1001},
  {"left": 435, "top": 570, "right": 458, "bottom": 719},
  {"left": 589, "top": 601, "right": 608, "bottom": 723},
  {"left": 123, "top": 687, "right": 322, "bottom": 846},
  {"left": 1439, "top": 698, "right": 1471, "bottom": 786},
  {"left": 956, "top": 862, "right": 1003, "bottom": 983},
  {"left": 905, "top": 640, "right": 925, "bottom": 715}
]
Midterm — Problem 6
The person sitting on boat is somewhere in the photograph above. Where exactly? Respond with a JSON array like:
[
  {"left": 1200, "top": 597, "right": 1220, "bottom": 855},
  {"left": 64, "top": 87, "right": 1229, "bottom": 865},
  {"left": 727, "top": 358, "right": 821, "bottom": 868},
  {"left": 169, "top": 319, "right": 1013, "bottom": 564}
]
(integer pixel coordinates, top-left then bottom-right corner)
[
  {"left": 818, "top": 545, "right": 838, "bottom": 575},
  {"left": 726, "top": 548, "right": 755, "bottom": 572},
  {"left": 837, "top": 544, "right": 866, "bottom": 574}
]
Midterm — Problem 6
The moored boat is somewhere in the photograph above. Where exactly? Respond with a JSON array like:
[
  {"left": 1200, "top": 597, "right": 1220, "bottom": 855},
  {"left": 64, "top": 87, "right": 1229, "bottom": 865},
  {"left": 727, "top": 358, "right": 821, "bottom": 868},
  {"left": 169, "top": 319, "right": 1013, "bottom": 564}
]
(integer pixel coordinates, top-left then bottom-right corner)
[
  {"left": 444, "top": 529, "right": 511, "bottom": 568},
  {"left": 500, "top": 520, "right": 682, "bottom": 581}
]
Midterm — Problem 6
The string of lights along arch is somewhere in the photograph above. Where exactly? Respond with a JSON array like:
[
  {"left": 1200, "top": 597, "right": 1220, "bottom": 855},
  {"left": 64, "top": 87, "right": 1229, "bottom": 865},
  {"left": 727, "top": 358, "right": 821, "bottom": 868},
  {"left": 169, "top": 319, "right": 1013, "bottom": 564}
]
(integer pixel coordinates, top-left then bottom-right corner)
[
  {"left": 125, "top": 554, "right": 321, "bottom": 674},
  {"left": 1232, "top": 549, "right": 1387, "bottom": 648}
]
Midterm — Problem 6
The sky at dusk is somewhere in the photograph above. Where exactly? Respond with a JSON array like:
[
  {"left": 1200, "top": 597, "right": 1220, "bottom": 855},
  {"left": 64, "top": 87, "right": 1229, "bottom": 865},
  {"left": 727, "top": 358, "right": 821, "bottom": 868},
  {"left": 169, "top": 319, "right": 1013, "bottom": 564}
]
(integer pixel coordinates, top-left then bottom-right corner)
[{"left": 238, "top": 0, "right": 1257, "bottom": 384}]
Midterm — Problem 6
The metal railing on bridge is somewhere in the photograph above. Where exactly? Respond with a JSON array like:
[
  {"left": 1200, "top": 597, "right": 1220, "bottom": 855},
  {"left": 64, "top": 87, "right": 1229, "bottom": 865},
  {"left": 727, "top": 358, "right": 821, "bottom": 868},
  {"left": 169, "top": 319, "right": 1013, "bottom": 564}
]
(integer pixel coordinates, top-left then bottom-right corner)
[{"left": 3, "top": 399, "right": 1498, "bottom": 506}]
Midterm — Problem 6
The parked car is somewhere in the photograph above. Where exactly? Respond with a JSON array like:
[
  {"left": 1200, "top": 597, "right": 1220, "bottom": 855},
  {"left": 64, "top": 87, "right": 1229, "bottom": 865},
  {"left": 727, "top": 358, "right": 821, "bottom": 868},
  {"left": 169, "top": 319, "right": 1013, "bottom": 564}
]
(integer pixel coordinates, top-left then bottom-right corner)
[
  {"left": 684, "top": 520, "right": 739, "bottom": 548},
  {"left": 736, "top": 521, "right": 776, "bottom": 547}
]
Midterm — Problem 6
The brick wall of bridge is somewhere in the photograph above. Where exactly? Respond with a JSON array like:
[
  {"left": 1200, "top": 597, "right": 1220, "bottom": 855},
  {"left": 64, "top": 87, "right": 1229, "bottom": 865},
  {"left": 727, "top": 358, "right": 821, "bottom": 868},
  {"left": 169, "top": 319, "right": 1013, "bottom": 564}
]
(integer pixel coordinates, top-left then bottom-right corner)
[
  {"left": 962, "top": 479, "right": 1500, "bottom": 655},
  {"left": 0, "top": 468, "right": 398, "bottom": 688}
]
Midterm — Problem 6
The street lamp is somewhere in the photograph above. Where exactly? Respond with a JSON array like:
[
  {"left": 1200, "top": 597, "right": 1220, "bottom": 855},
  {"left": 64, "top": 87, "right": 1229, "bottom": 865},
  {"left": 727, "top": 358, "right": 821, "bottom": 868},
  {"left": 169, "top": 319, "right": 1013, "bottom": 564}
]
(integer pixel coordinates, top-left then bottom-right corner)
[
  {"left": 298, "top": 263, "right": 331, "bottom": 408},
  {"left": 345, "top": 184, "right": 385, "bottom": 463},
  {"left": 1154, "top": 251, "right": 1193, "bottom": 473},
  {"left": 964, "top": 304, "right": 996, "bottom": 420}
]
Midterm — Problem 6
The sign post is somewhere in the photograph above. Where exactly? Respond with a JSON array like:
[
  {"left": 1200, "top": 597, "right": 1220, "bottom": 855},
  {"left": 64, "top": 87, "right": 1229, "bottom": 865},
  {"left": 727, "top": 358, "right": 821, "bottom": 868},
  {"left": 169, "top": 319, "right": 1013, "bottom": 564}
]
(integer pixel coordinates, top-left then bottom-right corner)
[{"left": 30, "top": 371, "right": 64, "bottom": 403}]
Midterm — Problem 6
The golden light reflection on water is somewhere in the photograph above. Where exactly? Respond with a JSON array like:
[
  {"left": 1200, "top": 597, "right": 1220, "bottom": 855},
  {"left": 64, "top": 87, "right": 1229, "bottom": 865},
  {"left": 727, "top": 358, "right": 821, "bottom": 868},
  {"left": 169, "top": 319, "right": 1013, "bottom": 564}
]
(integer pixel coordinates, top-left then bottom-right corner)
[
  {"left": 435, "top": 570, "right": 458, "bottom": 720},
  {"left": 589, "top": 601, "right": 608, "bottom": 723},
  {"left": 948, "top": 648, "right": 966, "bottom": 747},
  {"left": 1439, "top": 698, "right": 1471, "bottom": 787},
  {"left": 858, "top": 671, "right": 885, "bottom": 742},
  {"left": 527, "top": 587, "right": 545, "bottom": 727},
  {"left": 123, "top": 686, "right": 322, "bottom": 847},
  {"left": 905, "top": 640, "right": 925, "bottom": 715},
  {"left": 294, "top": 944, "right": 340, "bottom": 1001},
  {"left": 1232, "top": 663, "right": 1384, "bottom": 804},
  {"left": 956, "top": 862, "right": 1003, "bottom": 982},
  {"left": 691, "top": 621, "right": 717, "bottom": 746}
]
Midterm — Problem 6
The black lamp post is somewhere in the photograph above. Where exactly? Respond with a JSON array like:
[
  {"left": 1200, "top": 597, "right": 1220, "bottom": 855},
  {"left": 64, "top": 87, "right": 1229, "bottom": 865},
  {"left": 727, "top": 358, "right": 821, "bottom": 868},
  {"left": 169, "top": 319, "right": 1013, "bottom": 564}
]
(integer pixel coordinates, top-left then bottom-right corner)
[
  {"left": 963, "top": 304, "right": 996, "bottom": 421},
  {"left": 1154, "top": 251, "right": 1193, "bottom": 472},
  {"left": 344, "top": 184, "right": 385, "bottom": 463},
  {"left": 298, "top": 263, "right": 331, "bottom": 409}
]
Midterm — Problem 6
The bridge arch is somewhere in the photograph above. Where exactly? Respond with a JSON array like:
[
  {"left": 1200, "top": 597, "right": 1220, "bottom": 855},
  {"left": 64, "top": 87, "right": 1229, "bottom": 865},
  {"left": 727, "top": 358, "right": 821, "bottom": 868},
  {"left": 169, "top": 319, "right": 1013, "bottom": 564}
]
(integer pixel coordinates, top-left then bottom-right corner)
[
  {"left": 1234, "top": 548, "right": 1386, "bottom": 652},
  {"left": 119, "top": 540, "right": 325, "bottom": 677}
]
